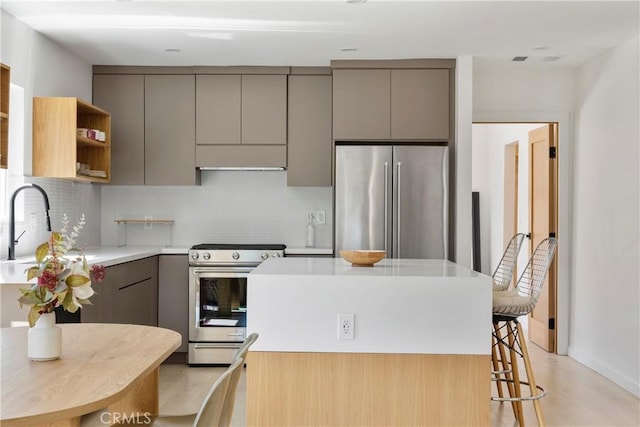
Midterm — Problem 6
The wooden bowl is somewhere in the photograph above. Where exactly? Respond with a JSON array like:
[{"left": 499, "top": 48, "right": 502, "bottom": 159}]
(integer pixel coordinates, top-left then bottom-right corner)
[{"left": 339, "top": 250, "right": 386, "bottom": 267}]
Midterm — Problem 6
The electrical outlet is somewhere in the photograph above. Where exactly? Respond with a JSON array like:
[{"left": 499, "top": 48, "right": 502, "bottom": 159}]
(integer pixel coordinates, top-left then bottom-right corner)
[
  {"left": 337, "top": 313, "right": 355, "bottom": 340},
  {"left": 144, "top": 215, "right": 153, "bottom": 230},
  {"left": 316, "top": 210, "right": 326, "bottom": 225},
  {"left": 29, "top": 213, "right": 37, "bottom": 230}
]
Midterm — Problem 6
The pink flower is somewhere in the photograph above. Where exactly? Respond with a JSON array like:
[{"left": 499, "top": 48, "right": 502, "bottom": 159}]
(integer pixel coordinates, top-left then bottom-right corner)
[
  {"left": 90, "top": 264, "right": 106, "bottom": 283},
  {"left": 37, "top": 269, "right": 58, "bottom": 292}
]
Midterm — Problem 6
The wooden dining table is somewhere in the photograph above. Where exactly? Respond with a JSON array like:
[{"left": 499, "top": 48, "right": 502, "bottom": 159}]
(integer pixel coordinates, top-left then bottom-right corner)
[{"left": 0, "top": 323, "right": 181, "bottom": 426}]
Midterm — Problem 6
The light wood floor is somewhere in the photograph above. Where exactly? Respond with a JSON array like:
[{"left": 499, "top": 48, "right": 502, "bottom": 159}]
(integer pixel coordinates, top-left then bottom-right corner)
[{"left": 82, "top": 343, "right": 639, "bottom": 426}]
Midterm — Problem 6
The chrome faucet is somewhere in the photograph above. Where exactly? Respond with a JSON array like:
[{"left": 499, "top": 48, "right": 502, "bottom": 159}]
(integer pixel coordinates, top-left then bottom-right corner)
[{"left": 8, "top": 184, "right": 52, "bottom": 260}]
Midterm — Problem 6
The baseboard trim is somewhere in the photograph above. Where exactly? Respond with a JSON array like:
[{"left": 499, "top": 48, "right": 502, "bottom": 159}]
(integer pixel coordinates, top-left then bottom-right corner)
[{"left": 568, "top": 345, "right": 640, "bottom": 397}]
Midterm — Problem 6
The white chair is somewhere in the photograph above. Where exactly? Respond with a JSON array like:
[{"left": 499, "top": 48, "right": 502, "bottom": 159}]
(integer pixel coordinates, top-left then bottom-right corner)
[
  {"left": 491, "top": 237, "right": 558, "bottom": 427},
  {"left": 218, "top": 333, "right": 259, "bottom": 427},
  {"left": 90, "top": 336, "right": 255, "bottom": 427}
]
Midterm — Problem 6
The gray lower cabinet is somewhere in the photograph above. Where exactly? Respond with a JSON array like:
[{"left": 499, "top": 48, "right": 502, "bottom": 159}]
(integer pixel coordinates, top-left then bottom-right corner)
[
  {"left": 287, "top": 74, "right": 332, "bottom": 186},
  {"left": 158, "top": 255, "right": 189, "bottom": 352},
  {"left": 93, "top": 74, "right": 145, "bottom": 185},
  {"left": 82, "top": 257, "right": 158, "bottom": 326}
]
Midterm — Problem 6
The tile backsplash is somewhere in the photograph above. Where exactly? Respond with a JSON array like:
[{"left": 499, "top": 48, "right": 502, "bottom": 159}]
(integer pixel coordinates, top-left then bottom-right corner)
[
  {"left": 1, "top": 171, "right": 333, "bottom": 258},
  {"left": 0, "top": 177, "right": 102, "bottom": 259},
  {"left": 100, "top": 171, "right": 333, "bottom": 249}
]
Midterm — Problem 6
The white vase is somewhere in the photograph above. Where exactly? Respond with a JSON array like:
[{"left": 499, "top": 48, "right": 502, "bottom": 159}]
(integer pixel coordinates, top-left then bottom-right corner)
[{"left": 28, "top": 312, "right": 62, "bottom": 361}]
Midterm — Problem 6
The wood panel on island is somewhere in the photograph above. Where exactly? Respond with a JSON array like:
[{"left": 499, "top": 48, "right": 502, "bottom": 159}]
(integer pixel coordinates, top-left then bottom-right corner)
[{"left": 32, "top": 97, "right": 111, "bottom": 182}]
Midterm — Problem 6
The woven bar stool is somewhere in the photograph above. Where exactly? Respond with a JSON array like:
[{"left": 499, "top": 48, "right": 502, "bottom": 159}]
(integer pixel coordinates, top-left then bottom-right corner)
[{"left": 491, "top": 237, "right": 558, "bottom": 427}]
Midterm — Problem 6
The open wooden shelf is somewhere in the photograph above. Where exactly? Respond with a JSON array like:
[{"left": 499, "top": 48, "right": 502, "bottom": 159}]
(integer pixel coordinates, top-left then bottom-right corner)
[
  {"left": 114, "top": 219, "right": 175, "bottom": 247},
  {"left": 32, "top": 97, "right": 111, "bottom": 182},
  {"left": 1, "top": 63, "right": 10, "bottom": 169}
]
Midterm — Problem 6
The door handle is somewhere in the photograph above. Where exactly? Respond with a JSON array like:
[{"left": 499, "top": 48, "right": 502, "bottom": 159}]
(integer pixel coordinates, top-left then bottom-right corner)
[
  {"left": 384, "top": 161, "right": 389, "bottom": 255},
  {"left": 396, "top": 161, "right": 402, "bottom": 258}
]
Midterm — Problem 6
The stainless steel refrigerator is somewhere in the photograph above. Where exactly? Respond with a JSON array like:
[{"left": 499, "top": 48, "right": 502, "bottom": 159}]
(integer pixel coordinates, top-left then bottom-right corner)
[{"left": 334, "top": 144, "right": 448, "bottom": 259}]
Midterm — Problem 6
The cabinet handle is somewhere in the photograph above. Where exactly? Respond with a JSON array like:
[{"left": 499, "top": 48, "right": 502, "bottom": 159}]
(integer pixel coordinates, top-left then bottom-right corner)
[{"left": 118, "top": 277, "right": 152, "bottom": 291}]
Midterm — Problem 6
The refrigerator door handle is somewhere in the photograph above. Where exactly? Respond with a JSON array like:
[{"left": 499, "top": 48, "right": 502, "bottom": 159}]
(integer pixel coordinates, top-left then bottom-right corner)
[
  {"left": 396, "top": 161, "right": 402, "bottom": 258},
  {"left": 384, "top": 161, "right": 389, "bottom": 255}
]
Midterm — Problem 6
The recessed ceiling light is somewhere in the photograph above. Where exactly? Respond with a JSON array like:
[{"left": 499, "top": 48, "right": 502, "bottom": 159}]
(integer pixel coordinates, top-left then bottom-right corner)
[
  {"left": 542, "top": 56, "right": 561, "bottom": 62},
  {"left": 340, "top": 47, "right": 358, "bottom": 52},
  {"left": 165, "top": 48, "right": 181, "bottom": 53},
  {"left": 346, "top": 0, "right": 368, "bottom": 4},
  {"left": 534, "top": 46, "right": 550, "bottom": 51}
]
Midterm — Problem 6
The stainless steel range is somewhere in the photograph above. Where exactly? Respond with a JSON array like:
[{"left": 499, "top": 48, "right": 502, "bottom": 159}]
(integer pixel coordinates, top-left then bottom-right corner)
[{"left": 188, "top": 243, "right": 285, "bottom": 365}]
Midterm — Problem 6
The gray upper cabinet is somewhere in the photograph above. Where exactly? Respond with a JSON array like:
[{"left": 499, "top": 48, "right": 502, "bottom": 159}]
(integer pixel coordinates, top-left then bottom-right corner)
[
  {"left": 145, "top": 75, "right": 197, "bottom": 185},
  {"left": 391, "top": 69, "right": 449, "bottom": 140},
  {"left": 195, "top": 73, "right": 287, "bottom": 168},
  {"left": 287, "top": 75, "right": 332, "bottom": 186},
  {"left": 241, "top": 75, "right": 287, "bottom": 145},
  {"left": 333, "top": 69, "right": 391, "bottom": 140},
  {"left": 333, "top": 68, "right": 450, "bottom": 141},
  {"left": 93, "top": 74, "right": 145, "bottom": 185},
  {"left": 196, "top": 74, "right": 286, "bottom": 145},
  {"left": 196, "top": 75, "right": 241, "bottom": 145}
]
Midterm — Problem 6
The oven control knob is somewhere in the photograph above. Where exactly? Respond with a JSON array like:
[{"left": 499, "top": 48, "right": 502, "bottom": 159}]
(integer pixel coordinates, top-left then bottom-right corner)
[
  {"left": 261, "top": 252, "right": 269, "bottom": 260},
  {"left": 232, "top": 252, "right": 240, "bottom": 260},
  {"left": 203, "top": 252, "right": 211, "bottom": 260},
  {"left": 191, "top": 252, "right": 199, "bottom": 260},
  {"left": 272, "top": 252, "right": 281, "bottom": 258}
]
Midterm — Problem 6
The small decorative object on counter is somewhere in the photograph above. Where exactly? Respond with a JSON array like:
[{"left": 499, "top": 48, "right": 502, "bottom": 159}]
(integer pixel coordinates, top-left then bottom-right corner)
[
  {"left": 306, "top": 213, "right": 316, "bottom": 248},
  {"left": 18, "top": 214, "right": 106, "bottom": 361},
  {"left": 339, "top": 250, "right": 386, "bottom": 267}
]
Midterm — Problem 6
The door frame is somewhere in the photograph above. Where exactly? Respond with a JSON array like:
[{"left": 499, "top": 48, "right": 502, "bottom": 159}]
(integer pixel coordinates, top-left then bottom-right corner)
[{"left": 474, "top": 111, "right": 571, "bottom": 355}]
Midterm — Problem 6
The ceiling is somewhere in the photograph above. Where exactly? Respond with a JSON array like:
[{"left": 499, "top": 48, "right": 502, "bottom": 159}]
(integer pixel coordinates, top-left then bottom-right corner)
[{"left": 1, "top": 1, "right": 638, "bottom": 69}]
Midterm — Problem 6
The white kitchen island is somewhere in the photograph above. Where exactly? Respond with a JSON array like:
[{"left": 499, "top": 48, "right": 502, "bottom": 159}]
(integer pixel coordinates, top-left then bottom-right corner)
[{"left": 246, "top": 257, "right": 492, "bottom": 426}]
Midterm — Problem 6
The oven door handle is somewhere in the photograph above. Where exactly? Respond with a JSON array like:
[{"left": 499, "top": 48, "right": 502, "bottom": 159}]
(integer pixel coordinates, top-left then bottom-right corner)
[
  {"left": 191, "top": 268, "right": 254, "bottom": 278},
  {"left": 193, "top": 343, "right": 243, "bottom": 349}
]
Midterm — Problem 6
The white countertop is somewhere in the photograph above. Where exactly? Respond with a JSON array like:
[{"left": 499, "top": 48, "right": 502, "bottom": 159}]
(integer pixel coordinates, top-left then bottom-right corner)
[
  {"left": 284, "top": 247, "right": 333, "bottom": 256},
  {"left": 253, "top": 256, "right": 483, "bottom": 278},
  {"left": 248, "top": 257, "right": 492, "bottom": 355},
  {"left": 0, "top": 246, "right": 189, "bottom": 285}
]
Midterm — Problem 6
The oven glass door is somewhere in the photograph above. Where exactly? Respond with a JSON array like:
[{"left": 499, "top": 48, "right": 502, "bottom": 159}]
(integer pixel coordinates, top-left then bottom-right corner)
[{"left": 190, "top": 267, "right": 252, "bottom": 342}]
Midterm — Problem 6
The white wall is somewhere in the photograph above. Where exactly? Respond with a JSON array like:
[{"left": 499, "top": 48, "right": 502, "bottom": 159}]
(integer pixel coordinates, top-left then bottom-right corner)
[
  {"left": 471, "top": 123, "right": 540, "bottom": 275},
  {"left": 473, "top": 62, "right": 574, "bottom": 356},
  {"left": 100, "top": 171, "right": 333, "bottom": 249},
  {"left": 569, "top": 34, "right": 640, "bottom": 397},
  {"left": 454, "top": 56, "right": 473, "bottom": 267},
  {"left": 0, "top": 10, "right": 100, "bottom": 259}
]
